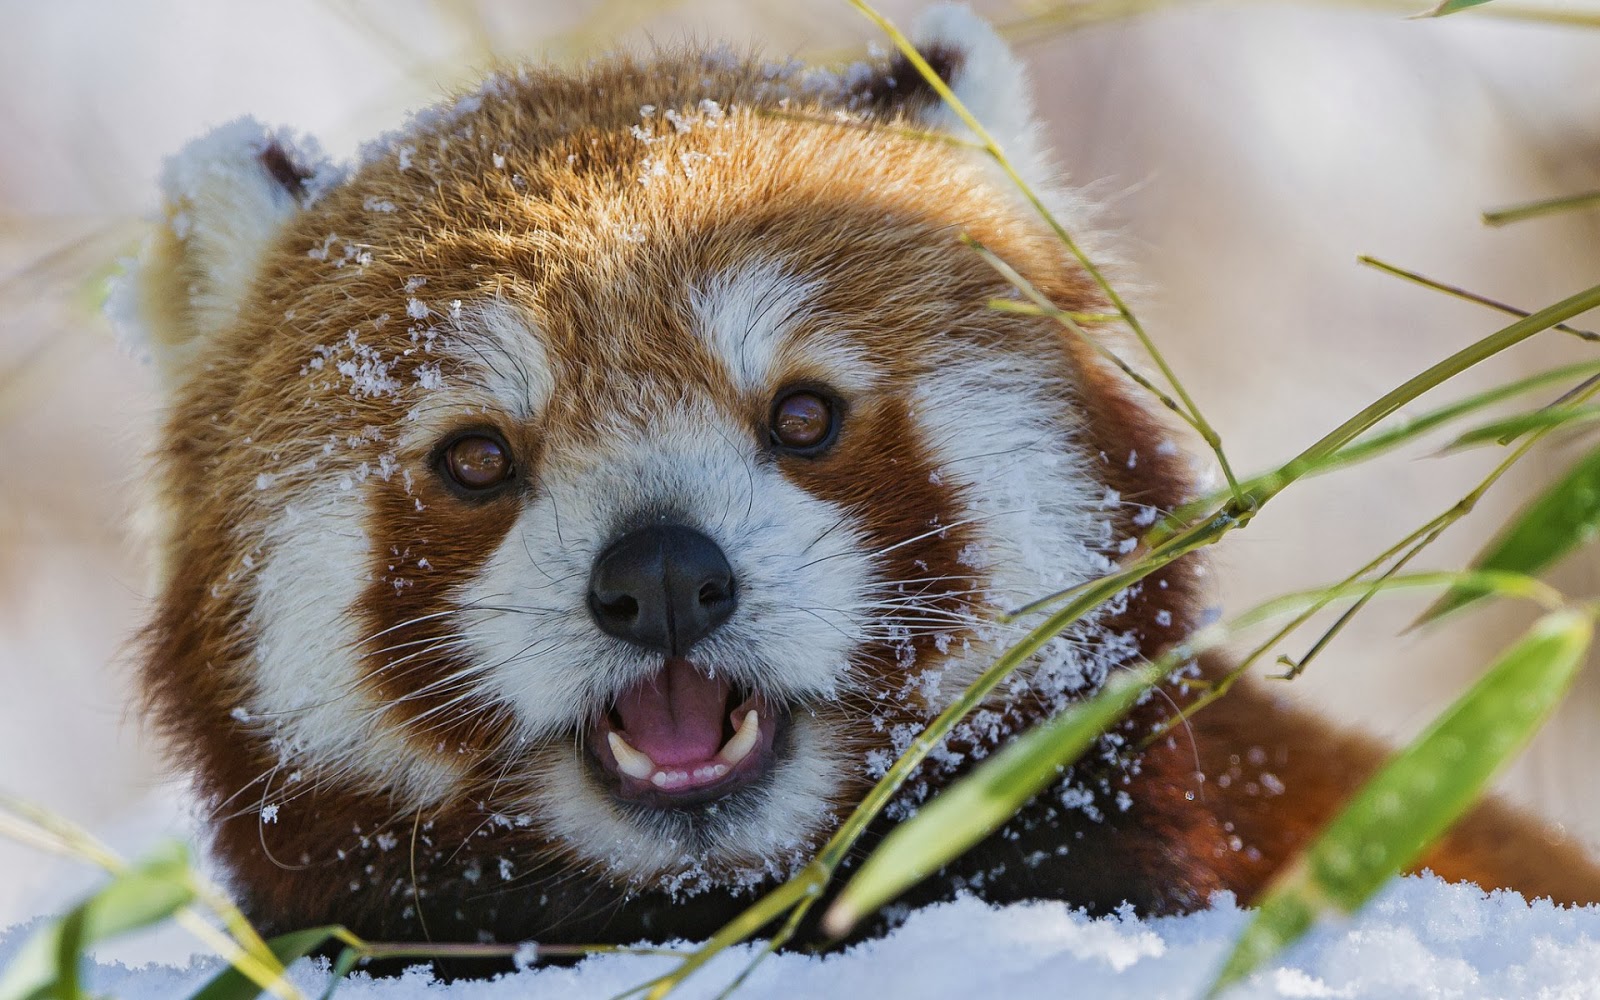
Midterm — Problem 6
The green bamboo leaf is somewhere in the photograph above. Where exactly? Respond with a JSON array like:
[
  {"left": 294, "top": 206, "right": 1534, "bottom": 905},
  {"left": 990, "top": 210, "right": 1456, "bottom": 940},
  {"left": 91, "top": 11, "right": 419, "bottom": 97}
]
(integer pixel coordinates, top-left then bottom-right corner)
[
  {"left": 1417, "top": 0, "right": 1495, "bottom": 16},
  {"left": 820, "top": 664, "right": 1159, "bottom": 937},
  {"left": 1144, "top": 360, "right": 1600, "bottom": 552},
  {"left": 1484, "top": 190, "right": 1600, "bottom": 227},
  {"left": 1207, "top": 609, "right": 1592, "bottom": 997},
  {"left": 1446, "top": 405, "right": 1600, "bottom": 450},
  {"left": 1418, "top": 443, "right": 1600, "bottom": 625},
  {"left": 0, "top": 844, "right": 195, "bottom": 1000},
  {"left": 187, "top": 927, "right": 344, "bottom": 1000}
]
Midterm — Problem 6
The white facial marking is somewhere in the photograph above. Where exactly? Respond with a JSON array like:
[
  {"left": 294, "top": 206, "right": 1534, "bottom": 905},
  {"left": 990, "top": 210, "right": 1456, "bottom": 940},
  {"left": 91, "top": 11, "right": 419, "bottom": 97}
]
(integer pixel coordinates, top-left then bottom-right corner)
[
  {"left": 909, "top": 347, "right": 1125, "bottom": 703},
  {"left": 693, "top": 261, "right": 869, "bottom": 393},
  {"left": 399, "top": 302, "right": 553, "bottom": 454},
  {"left": 464, "top": 302, "right": 555, "bottom": 422},
  {"left": 691, "top": 261, "right": 810, "bottom": 392},
  {"left": 248, "top": 489, "right": 460, "bottom": 806}
]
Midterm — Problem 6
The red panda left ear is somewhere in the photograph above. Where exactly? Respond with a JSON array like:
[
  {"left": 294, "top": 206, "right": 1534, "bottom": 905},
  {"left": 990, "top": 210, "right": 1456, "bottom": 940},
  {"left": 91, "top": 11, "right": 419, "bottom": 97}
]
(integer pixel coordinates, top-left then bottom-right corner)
[
  {"left": 848, "top": 3, "right": 1050, "bottom": 187},
  {"left": 108, "top": 118, "right": 343, "bottom": 392}
]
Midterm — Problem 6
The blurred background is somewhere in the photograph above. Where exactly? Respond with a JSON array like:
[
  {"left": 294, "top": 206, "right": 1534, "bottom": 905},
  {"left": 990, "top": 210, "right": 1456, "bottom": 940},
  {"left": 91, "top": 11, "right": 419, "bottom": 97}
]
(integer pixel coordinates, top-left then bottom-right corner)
[{"left": 2, "top": 0, "right": 1598, "bottom": 929}]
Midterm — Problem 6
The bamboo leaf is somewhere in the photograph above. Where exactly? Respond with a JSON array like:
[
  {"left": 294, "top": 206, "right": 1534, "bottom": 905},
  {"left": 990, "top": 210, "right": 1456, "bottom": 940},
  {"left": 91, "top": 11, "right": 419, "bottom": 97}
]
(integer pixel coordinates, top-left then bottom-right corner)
[
  {"left": 1144, "top": 359, "right": 1600, "bottom": 554},
  {"left": 1417, "top": 0, "right": 1496, "bottom": 16},
  {"left": 1207, "top": 609, "right": 1592, "bottom": 997},
  {"left": 1484, "top": 190, "right": 1600, "bottom": 227},
  {"left": 820, "top": 665, "right": 1159, "bottom": 937},
  {"left": 0, "top": 844, "right": 195, "bottom": 1000},
  {"left": 1418, "top": 444, "right": 1600, "bottom": 625},
  {"left": 1446, "top": 405, "right": 1600, "bottom": 449},
  {"left": 187, "top": 927, "right": 344, "bottom": 1000}
]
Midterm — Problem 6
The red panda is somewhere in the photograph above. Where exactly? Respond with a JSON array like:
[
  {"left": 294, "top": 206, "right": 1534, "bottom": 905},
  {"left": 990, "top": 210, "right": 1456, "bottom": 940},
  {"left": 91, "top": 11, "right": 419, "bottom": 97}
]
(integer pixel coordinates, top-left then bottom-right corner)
[{"left": 113, "top": 3, "right": 1600, "bottom": 956}]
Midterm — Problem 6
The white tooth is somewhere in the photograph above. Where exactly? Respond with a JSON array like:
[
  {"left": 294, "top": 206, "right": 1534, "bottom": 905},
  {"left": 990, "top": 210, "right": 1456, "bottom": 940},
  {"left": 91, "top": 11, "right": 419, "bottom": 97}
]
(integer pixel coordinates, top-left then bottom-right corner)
[
  {"left": 608, "top": 732, "right": 656, "bottom": 781},
  {"left": 718, "top": 710, "right": 760, "bottom": 765}
]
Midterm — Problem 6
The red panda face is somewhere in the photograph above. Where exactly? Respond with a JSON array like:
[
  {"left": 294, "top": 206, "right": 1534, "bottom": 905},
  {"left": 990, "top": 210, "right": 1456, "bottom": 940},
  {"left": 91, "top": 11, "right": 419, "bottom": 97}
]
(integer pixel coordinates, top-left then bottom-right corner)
[{"left": 121, "top": 8, "right": 1197, "bottom": 932}]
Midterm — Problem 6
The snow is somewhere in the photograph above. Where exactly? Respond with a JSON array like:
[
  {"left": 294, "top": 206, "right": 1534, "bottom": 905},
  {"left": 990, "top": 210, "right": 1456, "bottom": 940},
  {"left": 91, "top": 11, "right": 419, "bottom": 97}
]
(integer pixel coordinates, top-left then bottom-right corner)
[{"left": 5, "top": 875, "right": 1600, "bottom": 999}]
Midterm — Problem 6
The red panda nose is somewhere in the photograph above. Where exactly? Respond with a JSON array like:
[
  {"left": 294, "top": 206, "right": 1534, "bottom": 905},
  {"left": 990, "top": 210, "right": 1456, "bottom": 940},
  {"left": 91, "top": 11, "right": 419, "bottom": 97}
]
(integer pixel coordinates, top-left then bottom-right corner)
[{"left": 588, "top": 524, "right": 738, "bottom": 656}]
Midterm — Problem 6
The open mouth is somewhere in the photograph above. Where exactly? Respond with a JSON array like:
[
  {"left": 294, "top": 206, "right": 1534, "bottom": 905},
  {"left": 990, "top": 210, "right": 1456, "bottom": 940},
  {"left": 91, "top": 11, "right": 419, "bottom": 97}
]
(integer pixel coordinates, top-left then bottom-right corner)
[{"left": 590, "top": 657, "right": 783, "bottom": 807}]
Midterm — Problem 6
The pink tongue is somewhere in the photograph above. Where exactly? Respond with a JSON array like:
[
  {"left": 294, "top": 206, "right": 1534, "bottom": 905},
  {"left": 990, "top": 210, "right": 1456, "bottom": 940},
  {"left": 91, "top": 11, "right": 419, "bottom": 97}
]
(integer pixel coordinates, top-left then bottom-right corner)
[{"left": 613, "top": 658, "right": 730, "bottom": 767}]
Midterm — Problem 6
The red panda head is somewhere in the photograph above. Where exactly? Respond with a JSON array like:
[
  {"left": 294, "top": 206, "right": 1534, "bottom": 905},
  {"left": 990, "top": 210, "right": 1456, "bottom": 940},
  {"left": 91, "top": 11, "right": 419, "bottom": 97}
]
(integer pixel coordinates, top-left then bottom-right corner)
[{"left": 117, "top": 5, "right": 1200, "bottom": 935}]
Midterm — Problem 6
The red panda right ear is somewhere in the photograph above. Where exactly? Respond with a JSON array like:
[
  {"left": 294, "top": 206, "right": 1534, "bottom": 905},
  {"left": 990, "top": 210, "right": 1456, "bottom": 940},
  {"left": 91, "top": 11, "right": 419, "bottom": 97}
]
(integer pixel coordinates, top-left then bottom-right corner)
[
  {"left": 844, "top": 3, "right": 1051, "bottom": 190},
  {"left": 108, "top": 118, "right": 343, "bottom": 392}
]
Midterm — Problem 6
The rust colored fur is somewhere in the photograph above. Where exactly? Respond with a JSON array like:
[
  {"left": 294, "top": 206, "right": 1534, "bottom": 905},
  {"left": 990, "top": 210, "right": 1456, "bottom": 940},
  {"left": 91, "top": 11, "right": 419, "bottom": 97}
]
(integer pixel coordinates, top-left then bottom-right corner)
[{"left": 124, "top": 18, "right": 1600, "bottom": 963}]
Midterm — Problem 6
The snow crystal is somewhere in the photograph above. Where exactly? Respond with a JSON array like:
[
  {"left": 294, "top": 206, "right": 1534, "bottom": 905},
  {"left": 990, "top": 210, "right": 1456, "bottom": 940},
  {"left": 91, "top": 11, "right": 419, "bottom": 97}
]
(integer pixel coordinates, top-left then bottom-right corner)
[{"left": 413, "top": 363, "right": 443, "bottom": 390}]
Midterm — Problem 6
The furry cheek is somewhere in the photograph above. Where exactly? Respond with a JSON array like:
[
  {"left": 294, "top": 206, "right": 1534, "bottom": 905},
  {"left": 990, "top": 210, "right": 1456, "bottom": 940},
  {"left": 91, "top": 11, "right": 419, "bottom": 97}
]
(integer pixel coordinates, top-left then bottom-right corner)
[
  {"left": 243, "top": 483, "right": 466, "bottom": 808},
  {"left": 896, "top": 352, "right": 1129, "bottom": 710}
]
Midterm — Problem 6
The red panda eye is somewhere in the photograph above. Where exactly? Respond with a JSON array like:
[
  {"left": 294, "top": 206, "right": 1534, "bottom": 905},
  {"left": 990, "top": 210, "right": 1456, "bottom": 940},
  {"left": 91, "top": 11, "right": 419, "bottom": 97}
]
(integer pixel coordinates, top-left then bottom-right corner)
[
  {"left": 441, "top": 434, "right": 513, "bottom": 491},
  {"left": 770, "top": 389, "right": 837, "bottom": 454}
]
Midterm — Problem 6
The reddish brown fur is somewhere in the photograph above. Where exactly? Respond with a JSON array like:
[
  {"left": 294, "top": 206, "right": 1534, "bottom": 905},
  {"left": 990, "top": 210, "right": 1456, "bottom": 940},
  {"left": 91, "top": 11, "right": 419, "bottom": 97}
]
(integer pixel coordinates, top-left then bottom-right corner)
[{"left": 134, "top": 41, "right": 1600, "bottom": 957}]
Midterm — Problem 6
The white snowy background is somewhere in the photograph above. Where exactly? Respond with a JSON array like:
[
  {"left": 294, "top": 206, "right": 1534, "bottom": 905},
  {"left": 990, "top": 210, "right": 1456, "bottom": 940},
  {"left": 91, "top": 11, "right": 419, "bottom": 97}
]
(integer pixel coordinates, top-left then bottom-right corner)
[{"left": 3, "top": 0, "right": 1600, "bottom": 997}]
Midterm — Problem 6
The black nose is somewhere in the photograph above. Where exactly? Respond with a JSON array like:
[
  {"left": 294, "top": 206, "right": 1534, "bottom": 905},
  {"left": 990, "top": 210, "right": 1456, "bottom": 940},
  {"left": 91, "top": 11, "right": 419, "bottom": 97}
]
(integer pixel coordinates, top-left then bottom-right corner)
[{"left": 588, "top": 525, "right": 737, "bottom": 655}]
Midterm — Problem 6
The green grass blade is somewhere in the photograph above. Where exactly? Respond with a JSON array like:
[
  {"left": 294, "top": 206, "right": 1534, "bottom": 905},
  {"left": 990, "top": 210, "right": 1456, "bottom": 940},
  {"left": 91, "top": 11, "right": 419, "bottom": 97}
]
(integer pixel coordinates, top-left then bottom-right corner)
[
  {"left": 1207, "top": 608, "right": 1593, "bottom": 997},
  {"left": 1446, "top": 405, "right": 1600, "bottom": 449},
  {"left": 188, "top": 927, "right": 344, "bottom": 1000},
  {"left": 1418, "top": 443, "right": 1600, "bottom": 625},
  {"left": 0, "top": 844, "right": 195, "bottom": 1000},
  {"left": 820, "top": 665, "right": 1159, "bottom": 937}
]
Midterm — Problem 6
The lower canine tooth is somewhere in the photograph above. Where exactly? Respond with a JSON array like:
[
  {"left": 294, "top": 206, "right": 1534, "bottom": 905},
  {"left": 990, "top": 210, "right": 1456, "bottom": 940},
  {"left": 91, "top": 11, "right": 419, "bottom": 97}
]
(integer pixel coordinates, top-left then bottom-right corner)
[
  {"left": 719, "top": 710, "right": 761, "bottom": 765},
  {"left": 608, "top": 732, "right": 656, "bottom": 780}
]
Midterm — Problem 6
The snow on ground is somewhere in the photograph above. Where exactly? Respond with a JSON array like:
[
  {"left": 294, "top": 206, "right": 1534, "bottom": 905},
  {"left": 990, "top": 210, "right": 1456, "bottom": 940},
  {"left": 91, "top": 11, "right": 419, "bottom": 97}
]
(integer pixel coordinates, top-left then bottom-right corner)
[{"left": 4, "top": 875, "right": 1600, "bottom": 999}]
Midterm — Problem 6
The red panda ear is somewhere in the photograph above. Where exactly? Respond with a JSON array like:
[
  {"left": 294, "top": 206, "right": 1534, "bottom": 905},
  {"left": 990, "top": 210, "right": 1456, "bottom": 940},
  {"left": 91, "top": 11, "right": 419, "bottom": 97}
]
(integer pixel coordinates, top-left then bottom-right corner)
[
  {"left": 108, "top": 118, "right": 342, "bottom": 391},
  {"left": 849, "top": 3, "right": 1049, "bottom": 187}
]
